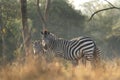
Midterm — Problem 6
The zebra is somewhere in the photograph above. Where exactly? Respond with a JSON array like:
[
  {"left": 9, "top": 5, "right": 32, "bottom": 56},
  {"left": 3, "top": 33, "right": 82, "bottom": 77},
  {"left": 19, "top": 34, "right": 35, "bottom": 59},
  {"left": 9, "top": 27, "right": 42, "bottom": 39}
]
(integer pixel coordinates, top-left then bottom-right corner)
[
  {"left": 41, "top": 30, "right": 101, "bottom": 67},
  {"left": 32, "top": 40, "right": 55, "bottom": 61},
  {"left": 32, "top": 40, "right": 45, "bottom": 55}
]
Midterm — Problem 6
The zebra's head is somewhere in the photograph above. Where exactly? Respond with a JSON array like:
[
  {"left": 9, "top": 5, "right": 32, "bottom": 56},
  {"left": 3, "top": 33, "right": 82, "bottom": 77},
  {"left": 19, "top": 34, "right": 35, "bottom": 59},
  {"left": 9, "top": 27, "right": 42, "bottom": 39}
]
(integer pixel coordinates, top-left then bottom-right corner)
[{"left": 41, "top": 30, "right": 57, "bottom": 48}]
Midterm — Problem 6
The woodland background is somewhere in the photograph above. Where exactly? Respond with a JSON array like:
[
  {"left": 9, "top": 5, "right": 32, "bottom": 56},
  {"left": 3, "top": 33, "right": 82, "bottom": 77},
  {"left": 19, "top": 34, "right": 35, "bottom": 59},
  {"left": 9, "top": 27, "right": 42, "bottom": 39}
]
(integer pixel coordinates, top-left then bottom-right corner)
[{"left": 0, "top": 0, "right": 120, "bottom": 80}]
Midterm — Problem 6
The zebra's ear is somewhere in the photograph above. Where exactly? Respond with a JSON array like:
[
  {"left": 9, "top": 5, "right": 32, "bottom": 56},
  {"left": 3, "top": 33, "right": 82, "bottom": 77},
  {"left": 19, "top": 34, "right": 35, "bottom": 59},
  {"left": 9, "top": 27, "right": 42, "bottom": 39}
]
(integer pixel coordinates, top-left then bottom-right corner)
[{"left": 44, "top": 30, "right": 50, "bottom": 35}]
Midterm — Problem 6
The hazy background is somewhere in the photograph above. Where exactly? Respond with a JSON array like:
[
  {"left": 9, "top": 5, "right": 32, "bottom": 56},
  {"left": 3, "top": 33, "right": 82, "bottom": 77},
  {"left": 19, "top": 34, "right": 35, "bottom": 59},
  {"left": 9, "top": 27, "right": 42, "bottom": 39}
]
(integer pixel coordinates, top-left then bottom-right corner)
[{"left": 0, "top": 0, "right": 120, "bottom": 63}]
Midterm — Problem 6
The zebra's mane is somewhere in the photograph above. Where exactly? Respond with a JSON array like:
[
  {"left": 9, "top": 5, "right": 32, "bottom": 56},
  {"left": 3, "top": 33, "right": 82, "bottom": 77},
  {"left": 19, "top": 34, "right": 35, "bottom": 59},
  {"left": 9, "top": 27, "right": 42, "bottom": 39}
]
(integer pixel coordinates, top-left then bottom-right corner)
[
  {"left": 50, "top": 33, "right": 58, "bottom": 39},
  {"left": 49, "top": 33, "right": 65, "bottom": 40},
  {"left": 50, "top": 33, "right": 69, "bottom": 42},
  {"left": 70, "top": 36, "right": 84, "bottom": 41},
  {"left": 50, "top": 32, "right": 90, "bottom": 42},
  {"left": 51, "top": 33, "right": 83, "bottom": 42}
]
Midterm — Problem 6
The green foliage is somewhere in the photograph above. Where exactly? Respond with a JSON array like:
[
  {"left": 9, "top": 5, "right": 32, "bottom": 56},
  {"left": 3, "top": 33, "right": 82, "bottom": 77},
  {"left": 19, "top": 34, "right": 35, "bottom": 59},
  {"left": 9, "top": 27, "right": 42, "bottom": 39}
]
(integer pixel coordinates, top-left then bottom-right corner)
[
  {"left": 47, "top": 0, "right": 85, "bottom": 38},
  {"left": 0, "top": 0, "right": 21, "bottom": 61},
  {"left": 27, "top": 0, "right": 85, "bottom": 39}
]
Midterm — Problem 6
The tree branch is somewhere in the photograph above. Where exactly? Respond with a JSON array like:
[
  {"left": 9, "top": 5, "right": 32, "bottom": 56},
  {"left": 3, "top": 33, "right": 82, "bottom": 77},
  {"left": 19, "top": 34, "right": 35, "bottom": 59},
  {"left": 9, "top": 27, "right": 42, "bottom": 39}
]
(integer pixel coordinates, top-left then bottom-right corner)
[
  {"left": 104, "top": 0, "right": 115, "bottom": 7},
  {"left": 88, "top": 1, "right": 120, "bottom": 21},
  {"left": 44, "top": 0, "right": 51, "bottom": 21},
  {"left": 36, "top": 0, "right": 46, "bottom": 27},
  {"left": 36, "top": 0, "right": 51, "bottom": 29}
]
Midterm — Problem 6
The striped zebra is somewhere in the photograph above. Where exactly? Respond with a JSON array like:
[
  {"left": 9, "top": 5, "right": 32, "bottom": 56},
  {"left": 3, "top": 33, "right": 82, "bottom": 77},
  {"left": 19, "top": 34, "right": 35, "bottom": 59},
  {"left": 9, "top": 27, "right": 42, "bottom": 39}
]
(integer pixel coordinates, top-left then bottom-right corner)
[
  {"left": 32, "top": 40, "right": 56, "bottom": 62},
  {"left": 41, "top": 30, "right": 101, "bottom": 67},
  {"left": 32, "top": 40, "right": 45, "bottom": 55}
]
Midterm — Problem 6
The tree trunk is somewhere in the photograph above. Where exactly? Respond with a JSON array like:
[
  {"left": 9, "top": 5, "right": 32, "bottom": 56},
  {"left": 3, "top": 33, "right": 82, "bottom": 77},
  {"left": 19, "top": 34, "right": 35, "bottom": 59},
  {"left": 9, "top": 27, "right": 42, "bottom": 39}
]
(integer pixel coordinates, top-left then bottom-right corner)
[
  {"left": 20, "top": 0, "right": 32, "bottom": 56},
  {"left": 0, "top": 6, "right": 7, "bottom": 65},
  {"left": 0, "top": 6, "right": 6, "bottom": 59}
]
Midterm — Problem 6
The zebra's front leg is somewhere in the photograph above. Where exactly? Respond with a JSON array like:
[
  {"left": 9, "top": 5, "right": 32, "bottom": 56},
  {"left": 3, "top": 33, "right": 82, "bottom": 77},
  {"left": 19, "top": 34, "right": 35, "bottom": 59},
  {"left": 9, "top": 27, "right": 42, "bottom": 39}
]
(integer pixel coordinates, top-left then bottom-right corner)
[{"left": 71, "top": 60, "right": 78, "bottom": 78}]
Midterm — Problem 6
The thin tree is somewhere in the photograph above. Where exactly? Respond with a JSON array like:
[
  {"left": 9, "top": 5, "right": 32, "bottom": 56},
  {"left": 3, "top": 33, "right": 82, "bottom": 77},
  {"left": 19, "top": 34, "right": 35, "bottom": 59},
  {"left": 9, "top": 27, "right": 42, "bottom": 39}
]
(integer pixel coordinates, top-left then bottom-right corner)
[
  {"left": 0, "top": 6, "right": 6, "bottom": 62},
  {"left": 20, "top": 0, "right": 32, "bottom": 56},
  {"left": 36, "top": 0, "right": 51, "bottom": 30}
]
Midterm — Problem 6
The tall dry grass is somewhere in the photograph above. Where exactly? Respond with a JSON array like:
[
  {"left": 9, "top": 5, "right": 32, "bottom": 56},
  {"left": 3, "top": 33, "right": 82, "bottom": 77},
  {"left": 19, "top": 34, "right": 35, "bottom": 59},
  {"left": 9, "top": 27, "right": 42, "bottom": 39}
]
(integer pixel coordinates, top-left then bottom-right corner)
[{"left": 0, "top": 55, "right": 120, "bottom": 80}]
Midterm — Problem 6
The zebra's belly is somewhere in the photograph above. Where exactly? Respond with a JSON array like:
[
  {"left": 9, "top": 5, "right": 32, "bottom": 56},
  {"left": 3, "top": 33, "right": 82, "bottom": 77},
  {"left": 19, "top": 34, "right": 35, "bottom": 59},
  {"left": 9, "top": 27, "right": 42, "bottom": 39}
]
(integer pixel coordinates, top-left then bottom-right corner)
[{"left": 64, "top": 51, "right": 81, "bottom": 60}]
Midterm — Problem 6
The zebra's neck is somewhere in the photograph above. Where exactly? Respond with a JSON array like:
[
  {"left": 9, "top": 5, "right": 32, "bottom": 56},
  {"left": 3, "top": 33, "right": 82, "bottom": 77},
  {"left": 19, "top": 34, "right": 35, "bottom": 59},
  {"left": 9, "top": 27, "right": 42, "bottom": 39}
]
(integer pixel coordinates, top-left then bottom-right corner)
[{"left": 48, "top": 38, "right": 69, "bottom": 51}]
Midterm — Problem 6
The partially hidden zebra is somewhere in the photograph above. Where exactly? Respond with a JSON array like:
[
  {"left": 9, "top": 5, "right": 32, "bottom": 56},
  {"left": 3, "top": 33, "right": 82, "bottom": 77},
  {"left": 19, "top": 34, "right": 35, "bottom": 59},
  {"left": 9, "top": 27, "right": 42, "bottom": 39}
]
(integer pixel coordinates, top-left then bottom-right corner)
[
  {"left": 32, "top": 40, "right": 55, "bottom": 62},
  {"left": 32, "top": 40, "right": 45, "bottom": 55},
  {"left": 41, "top": 30, "right": 101, "bottom": 67}
]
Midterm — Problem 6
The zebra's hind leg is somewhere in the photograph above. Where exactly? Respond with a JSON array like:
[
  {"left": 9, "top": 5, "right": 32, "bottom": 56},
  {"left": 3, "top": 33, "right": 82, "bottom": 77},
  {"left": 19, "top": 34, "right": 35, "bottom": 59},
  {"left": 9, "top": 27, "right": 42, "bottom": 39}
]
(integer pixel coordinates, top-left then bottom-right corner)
[
  {"left": 90, "top": 59, "right": 96, "bottom": 69},
  {"left": 72, "top": 60, "right": 79, "bottom": 67},
  {"left": 81, "top": 56, "right": 87, "bottom": 67},
  {"left": 93, "top": 47, "right": 101, "bottom": 68},
  {"left": 90, "top": 58, "right": 101, "bottom": 69},
  {"left": 93, "top": 57, "right": 101, "bottom": 68},
  {"left": 91, "top": 53, "right": 101, "bottom": 68}
]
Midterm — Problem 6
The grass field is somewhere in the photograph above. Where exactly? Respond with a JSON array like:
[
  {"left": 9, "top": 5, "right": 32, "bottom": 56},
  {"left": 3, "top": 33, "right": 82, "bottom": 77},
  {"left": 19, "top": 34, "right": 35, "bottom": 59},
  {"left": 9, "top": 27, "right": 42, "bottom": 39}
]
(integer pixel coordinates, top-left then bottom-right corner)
[{"left": 0, "top": 55, "right": 120, "bottom": 80}]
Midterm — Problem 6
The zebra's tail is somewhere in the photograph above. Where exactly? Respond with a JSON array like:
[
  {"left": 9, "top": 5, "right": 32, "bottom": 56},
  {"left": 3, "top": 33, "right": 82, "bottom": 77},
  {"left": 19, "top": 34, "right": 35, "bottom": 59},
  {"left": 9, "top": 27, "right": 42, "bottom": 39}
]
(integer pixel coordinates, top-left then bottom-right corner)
[{"left": 93, "top": 47, "right": 101, "bottom": 66}]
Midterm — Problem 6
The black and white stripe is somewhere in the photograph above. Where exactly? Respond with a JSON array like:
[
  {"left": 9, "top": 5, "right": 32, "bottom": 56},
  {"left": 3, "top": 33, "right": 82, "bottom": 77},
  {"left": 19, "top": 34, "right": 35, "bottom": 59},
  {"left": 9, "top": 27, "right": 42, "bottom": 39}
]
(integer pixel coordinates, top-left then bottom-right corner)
[
  {"left": 41, "top": 30, "right": 100, "bottom": 66},
  {"left": 32, "top": 40, "right": 45, "bottom": 55}
]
